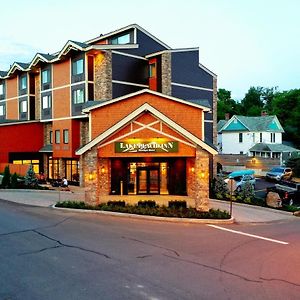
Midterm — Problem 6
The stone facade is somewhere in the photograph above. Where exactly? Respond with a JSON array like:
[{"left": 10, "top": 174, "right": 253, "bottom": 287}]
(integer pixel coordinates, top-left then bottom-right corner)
[
  {"left": 94, "top": 51, "right": 112, "bottom": 100},
  {"left": 80, "top": 120, "right": 89, "bottom": 147},
  {"left": 190, "top": 146, "right": 210, "bottom": 211},
  {"left": 44, "top": 123, "right": 52, "bottom": 145},
  {"left": 161, "top": 52, "right": 172, "bottom": 96}
]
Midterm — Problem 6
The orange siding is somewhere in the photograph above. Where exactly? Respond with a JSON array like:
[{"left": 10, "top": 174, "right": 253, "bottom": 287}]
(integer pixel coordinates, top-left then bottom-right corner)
[
  {"left": 6, "top": 99, "right": 18, "bottom": 119},
  {"left": 53, "top": 88, "right": 70, "bottom": 118},
  {"left": 53, "top": 59, "right": 70, "bottom": 87},
  {"left": 6, "top": 77, "right": 18, "bottom": 99},
  {"left": 91, "top": 93, "right": 203, "bottom": 140}
]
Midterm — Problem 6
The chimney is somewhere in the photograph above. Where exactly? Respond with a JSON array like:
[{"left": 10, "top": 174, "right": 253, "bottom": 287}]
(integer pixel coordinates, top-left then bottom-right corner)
[
  {"left": 261, "top": 110, "right": 268, "bottom": 116},
  {"left": 225, "top": 113, "right": 230, "bottom": 120}
]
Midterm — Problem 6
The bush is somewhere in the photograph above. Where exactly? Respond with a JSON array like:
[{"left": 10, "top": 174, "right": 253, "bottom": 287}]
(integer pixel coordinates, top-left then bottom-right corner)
[
  {"left": 107, "top": 200, "right": 126, "bottom": 207},
  {"left": 168, "top": 200, "right": 187, "bottom": 209},
  {"left": 56, "top": 201, "right": 231, "bottom": 219},
  {"left": 138, "top": 200, "right": 156, "bottom": 208},
  {"left": 213, "top": 175, "right": 229, "bottom": 199}
]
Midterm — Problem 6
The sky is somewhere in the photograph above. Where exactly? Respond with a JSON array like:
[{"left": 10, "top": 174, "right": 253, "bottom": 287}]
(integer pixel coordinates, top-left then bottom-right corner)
[{"left": 0, "top": 0, "right": 299, "bottom": 100}]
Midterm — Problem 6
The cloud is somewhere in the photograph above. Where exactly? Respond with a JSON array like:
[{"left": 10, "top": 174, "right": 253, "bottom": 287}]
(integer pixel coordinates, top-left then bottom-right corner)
[{"left": 0, "top": 38, "right": 40, "bottom": 70}]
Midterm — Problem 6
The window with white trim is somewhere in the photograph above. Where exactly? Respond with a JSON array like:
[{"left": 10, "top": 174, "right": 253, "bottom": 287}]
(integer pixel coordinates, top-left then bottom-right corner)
[
  {"left": 73, "top": 89, "right": 84, "bottom": 104},
  {"left": 0, "top": 83, "right": 4, "bottom": 95},
  {"left": 20, "top": 75, "right": 27, "bottom": 90},
  {"left": 239, "top": 133, "right": 243, "bottom": 143},
  {"left": 42, "top": 95, "right": 51, "bottom": 109},
  {"left": 111, "top": 33, "right": 130, "bottom": 45},
  {"left": 72, "top": 59, "right": 84, "bottom": 75},
  {"left": 55, "top": 130, "right": 60, "bottom": 144},
  {"left": 271, "top": 132, "right": 275, "bottom": 143},
  {"left": 20, "top": 100, "right": 27, "bottom": 113},
  {"left": 0, "top": 105, "right": 4, "bottom": 116},
  {"left": 42, "top": 69, "right": 50, "bottom": 84},
  {"left": 63, "top": 129, "right": 69, "bottom": 144}
]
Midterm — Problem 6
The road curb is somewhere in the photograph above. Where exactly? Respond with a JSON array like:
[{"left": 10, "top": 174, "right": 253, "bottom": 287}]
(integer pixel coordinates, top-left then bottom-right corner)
[{"left": 52, "top": 205, "right": 235, "bottom": 225}]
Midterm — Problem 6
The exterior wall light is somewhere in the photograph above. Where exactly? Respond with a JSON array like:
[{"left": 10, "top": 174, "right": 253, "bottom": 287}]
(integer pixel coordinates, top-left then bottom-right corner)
[
  {"left": 191, "top": 167, "right": 195, "bottom": 173},
  {"left": 101, "top": 166, "right": 105, "bottom": 174}
]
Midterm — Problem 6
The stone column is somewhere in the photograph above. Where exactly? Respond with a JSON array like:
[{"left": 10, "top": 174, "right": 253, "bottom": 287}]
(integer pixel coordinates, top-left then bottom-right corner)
[
  {"left": 161, "top": 52, "right": 172, "bottom": 96},
  {"left": 98, "top": 158, "right": 110, "bottom": 198},
  {"left": 194, "top": 146, "right": 210, "bottom": 211},
  {"left": 80, "top": 146, "right": 99, "bottom": 205},
  {"left": 94, "top": 51, "right": 112, "bottom": 100}
]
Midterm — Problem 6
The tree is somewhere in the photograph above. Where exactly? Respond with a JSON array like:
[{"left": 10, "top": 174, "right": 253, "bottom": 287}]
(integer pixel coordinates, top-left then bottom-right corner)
[
  {"left": 25, "top": 165, "right": 38, "bottom": 187},
  {"left": 217, "top": 88, "right": 242, "bottom": 120},
  {"left": 286, "top": 153, "right": 300, "bottom": 177},
  {"left": 1, "top": 165, "right": 11, "bottom": 188},
  {"left": 240, "top": 86, "right": 264, "bottom": 116}
]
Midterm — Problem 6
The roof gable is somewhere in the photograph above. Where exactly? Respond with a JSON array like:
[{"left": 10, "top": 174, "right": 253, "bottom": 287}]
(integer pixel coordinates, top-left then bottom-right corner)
[
  {"left": 223, "top": 117, "right": 248, "bottom": 131},
  {"left": 76, "top": 103, "right": 217, "bottom": 155}
]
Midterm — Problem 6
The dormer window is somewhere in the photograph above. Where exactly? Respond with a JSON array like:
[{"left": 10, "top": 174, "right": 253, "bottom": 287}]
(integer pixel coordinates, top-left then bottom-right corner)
[{"left": 111, "top": 33, "right": 130, "bottom": 45}]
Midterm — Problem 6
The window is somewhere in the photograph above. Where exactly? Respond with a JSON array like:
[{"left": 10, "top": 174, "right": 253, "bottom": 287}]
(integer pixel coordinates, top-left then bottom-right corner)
[
  {"left": 149, "top": 63, "right": 156, "bottom": 77},
  {"left": 271, "top": 133, "right": 275, "bottom": 143},
  {"left": 13, "top": 159, "right": 40, "bottom": 174},
  {"left": 42, "top": 69, "right": 50, "bottom": 84},
  {"left": 55, "top": 130, "right": 60, "bottom": 144},
  {"left": 48, "top": 157, "right": 60, "bottom": 179},
  {"left": 73, "top": 89, "right": 84, "bottom": 104},
  {"left": 20, "top": 100, "right": 27, "bottom": 113},
  {"left": 260, "top": 133, "right": 262, "bottom": 143},
  {"left": 63, "top": 129, "right": 69, "bottom": 144},
  {"left": 65, "top": 160, "right": 79, "bottom": 182},
  {"left": 111, "top": 33, "right": 130, "bottom": 45},
  {"left": 0, "top": 83, "right": 4, "bottom": 95},
  {"left": 72, "top": 59, "right": 84, "bottom": 75},
  {"left": 42, "top": 95, "right": 51, "bottom": 109},
  {"left": 49, "top": 131, "right": 53, "bottom": 144},
  {"left": 20, "top": 75, "right": 27, "bottom": 90},
  {"left": 239, "top": 133, "right": 243, "bottom": 143},
  {"left": 0, "top": 105, "right": 4, "bottom": 116}
]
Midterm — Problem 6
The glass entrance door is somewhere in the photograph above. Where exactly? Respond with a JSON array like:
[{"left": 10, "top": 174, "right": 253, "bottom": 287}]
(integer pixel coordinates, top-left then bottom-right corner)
[{"left": 137, "top": 167, "right": 160, "bottom": 194}]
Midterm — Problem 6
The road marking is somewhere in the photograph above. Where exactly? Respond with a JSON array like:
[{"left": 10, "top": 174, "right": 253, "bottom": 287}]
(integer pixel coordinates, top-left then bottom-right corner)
[{"left": 207, "top": 225, "right": 289, "bottom": 245}]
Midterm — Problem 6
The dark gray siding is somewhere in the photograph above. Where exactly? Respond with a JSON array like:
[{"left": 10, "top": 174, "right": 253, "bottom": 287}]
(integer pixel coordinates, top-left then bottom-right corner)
[
  {"left": 171, "top": 51, "right": 213, "bottom": 89},
  {"left": 123, "top": 30, "right": 168, "bottom": 56},
  {"left": 171, "top": 85, "right": 213, "bottom": 107},
  {"left": 112, "top": 53, "right": 148, "bottom": 85},
  {"left": 112, "top": 83, "right": 143, "bottom": 98},
  {"left": 41, "top": 91, "right": 52, "bottom": 120},
  {"left": 204, "top": 122, "right": 213, "bottom": 144}
]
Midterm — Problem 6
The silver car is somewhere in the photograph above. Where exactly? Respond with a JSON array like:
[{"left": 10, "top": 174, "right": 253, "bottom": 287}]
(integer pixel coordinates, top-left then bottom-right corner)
[{"left": 265, "top": 167, "right": 292, "bottom": 182}]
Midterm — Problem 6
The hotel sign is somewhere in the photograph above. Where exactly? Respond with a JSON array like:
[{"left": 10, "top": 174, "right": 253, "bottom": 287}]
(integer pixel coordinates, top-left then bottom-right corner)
[{"left": 115, "top": 140, "right": 178, "bottom": 153}]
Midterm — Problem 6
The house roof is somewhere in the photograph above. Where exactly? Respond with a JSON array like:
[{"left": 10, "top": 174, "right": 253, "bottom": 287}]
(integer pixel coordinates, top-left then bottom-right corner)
[
  {"left": 83, "top": 89, "right": 211, "bottom": 113},
  {"left": 217, "top": 120, "right": 227, "bottom": 132},
  {"left": 249, "top": 143, "right": 299, "bottom": 153},
  {"left": 76, "top": 102, "right": 217, "bottom": 156},
  {"left": 219, "top": 115, "right": 284, "bottom": 133}
]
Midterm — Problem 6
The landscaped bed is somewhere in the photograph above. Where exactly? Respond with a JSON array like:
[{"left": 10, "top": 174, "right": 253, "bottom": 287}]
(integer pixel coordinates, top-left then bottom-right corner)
[{"left": 55, "top": 200, "right": 231, "bottom": 219}]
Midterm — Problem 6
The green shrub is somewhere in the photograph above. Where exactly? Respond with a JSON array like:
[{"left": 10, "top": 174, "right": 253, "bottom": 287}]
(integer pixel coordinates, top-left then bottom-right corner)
[
  {"left": 138, "top": 200, "right": 156, "bottom": 208},
  {"left": 56, "top": 201, "right": 231, "bottom": 219},
  {"left": 25, "top": 165, "right": 38, "bottom": 187},
  {"left": 213, "top": 175, "right": 229, "bottom": 199},
  {"left": 107, "top": 200, "right": 125, "bottom": 207},
  {"left": 168, "top": 200, "right": 187, "bottom": 209}
]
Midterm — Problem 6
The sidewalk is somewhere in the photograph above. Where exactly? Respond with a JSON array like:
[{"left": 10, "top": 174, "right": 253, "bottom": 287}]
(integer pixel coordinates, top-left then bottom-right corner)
[{"left": 0, "top": 188, "right": 298, "bottom": 223}]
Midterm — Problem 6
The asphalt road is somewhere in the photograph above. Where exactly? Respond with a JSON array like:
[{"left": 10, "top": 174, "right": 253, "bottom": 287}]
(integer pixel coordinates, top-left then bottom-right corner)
[{"left": 0, "top": 200, "right": 299, "bottom": 300}]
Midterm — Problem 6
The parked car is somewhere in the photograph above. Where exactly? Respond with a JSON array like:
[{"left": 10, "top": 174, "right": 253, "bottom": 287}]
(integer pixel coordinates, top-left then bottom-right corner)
[
  {"left": 266, "top": 180, "right": 300, "bottom": 206},
  {"left": 265, "top": 167, "right": 292, "bottom": 182},
  {"left": 225, "top": 170, "right": 256, "bottom": 192}
]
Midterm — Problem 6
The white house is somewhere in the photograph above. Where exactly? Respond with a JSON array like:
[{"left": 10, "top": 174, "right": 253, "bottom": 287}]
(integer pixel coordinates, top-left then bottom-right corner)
[{"left": 217, "top": 115, "right": 299, "bottom": 159}]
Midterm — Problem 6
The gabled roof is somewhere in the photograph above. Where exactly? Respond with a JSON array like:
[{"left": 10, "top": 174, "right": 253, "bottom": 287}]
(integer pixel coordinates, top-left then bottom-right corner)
[
  {"left": 76, "top": 102, "right": 217, "bottom": 156},
  {"left": 219, "top": 115, "right": 284, "bottom": 133},
  {"left": 249, "top": 143, "right": 299, "bottom": 153},
  {"left": 7, "top": 62, "right": 30, "bottom": 76},
  {"left": 29, "top": 53, "right": 56, "bottom": 68},
  {"left": 86, "top": 23, "right": 171, "bottom": 50},
  {"left": 83, "top": 89, "right": 211, "bottom": 113}
]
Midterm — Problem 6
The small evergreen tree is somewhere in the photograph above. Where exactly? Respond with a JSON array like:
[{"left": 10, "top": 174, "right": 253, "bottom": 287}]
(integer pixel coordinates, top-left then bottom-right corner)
[
  {"left": 2, "top": 165, "right": 11, "bottom": 188},
  {"left": 11, "top": 172, "right": 18, "bottom": 188},
  {"left": 237, "top": 181, "right": 255, "bottom": 203},
  {"left": 25, "top": 165, "right": 38, "bottom": 187},
  {"left": 213, "top": 175, "right": 229, "bottom": 199}
]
